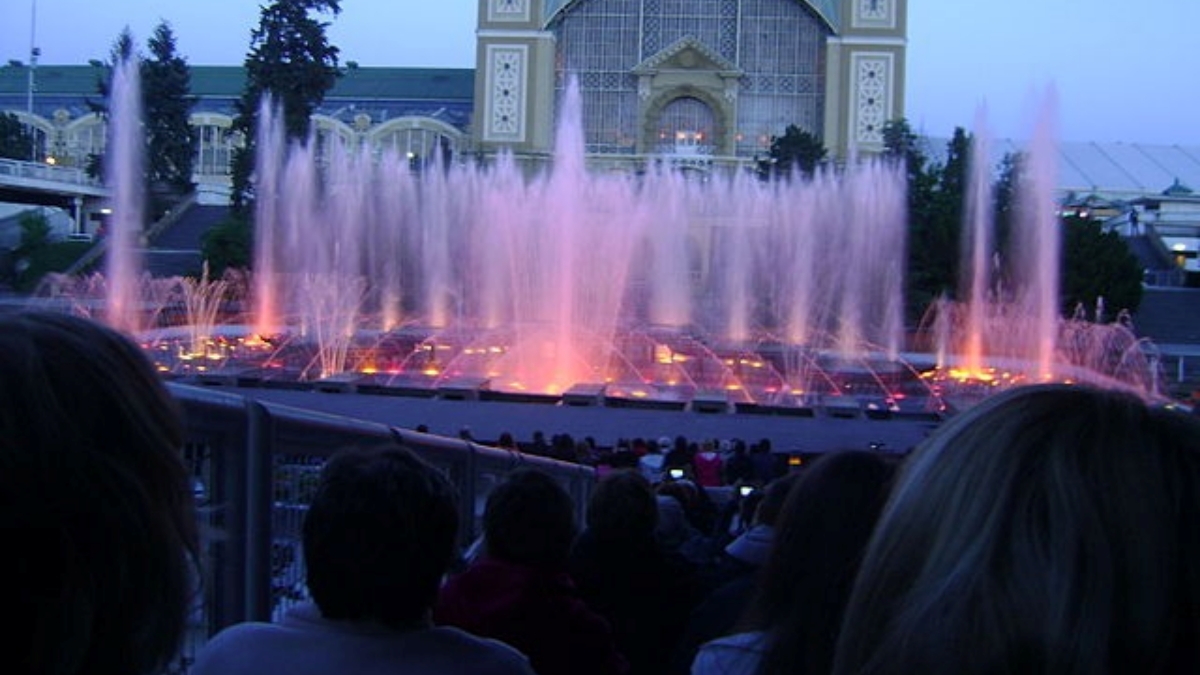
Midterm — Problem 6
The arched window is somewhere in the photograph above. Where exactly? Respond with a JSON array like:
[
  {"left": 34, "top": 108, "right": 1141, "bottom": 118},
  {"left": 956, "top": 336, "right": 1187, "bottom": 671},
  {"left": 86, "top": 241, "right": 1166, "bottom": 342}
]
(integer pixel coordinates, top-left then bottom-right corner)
[
  {"left": 657, "top": 96, "right": 715, "bottom": 155},
  {"left": 369, "top": 117, "right": 466, "bottom": 168},
  {"left": 65, "top": 116, "right": 106, "bottom": 168},
  {"left": 192, "top": 122, "right": 236, "bottom": 178}
]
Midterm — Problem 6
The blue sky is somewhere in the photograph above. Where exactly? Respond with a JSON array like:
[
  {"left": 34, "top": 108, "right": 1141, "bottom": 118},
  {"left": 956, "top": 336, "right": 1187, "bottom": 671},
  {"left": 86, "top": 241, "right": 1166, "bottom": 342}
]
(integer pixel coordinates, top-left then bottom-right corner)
[{"left": 2, "top": 0, "right": 1196, "bottom": 145}]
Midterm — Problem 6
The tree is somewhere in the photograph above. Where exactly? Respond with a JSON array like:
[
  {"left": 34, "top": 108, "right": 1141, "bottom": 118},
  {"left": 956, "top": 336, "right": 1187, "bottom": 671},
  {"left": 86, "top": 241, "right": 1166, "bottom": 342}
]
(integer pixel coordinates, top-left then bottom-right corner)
[
  {"left": 142, "top": 21, "right": 197, "bottom": 197},
  {"left": 230, "top": 0, "right": 342, "bottom": 212},
  {"left": 757, "top": 124, "right": 827, "bottom": 180},
  {"left": 85, "top": 28, "right": 138, "bottom": 182},
  {"left": 1060, "top": 215, "right": 1143, "bottom": 317},
  {"left": 992, "top": 150, "right": 1024, "bottom": 264},
  {"left": 0, "top": 112, "right": 35, "bottom": 160},
  {"left": 201, "top": 213, "right": 253, "bottom": 277},
  {"left": 883, "top": 118, "right": 937, "bottom": 321},
  {"left": 898, "top": 124, "right": 969, "bottom": 319},
  {"left": 86, "top": 24, "right": 197, "bottom": 216}
]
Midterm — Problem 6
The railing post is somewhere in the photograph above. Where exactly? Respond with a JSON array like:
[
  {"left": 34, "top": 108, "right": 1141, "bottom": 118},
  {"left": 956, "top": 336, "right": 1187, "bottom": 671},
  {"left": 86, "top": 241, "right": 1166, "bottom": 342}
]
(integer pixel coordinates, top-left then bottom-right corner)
[{"left": 243, "top": 400, "right": 275, "bottom": 622}]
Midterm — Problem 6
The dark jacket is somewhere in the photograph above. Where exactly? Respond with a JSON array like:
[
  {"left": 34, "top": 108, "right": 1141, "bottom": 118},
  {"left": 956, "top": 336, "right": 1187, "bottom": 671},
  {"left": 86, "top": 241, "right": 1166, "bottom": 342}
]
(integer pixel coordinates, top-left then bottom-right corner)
[
  {"left": 435, "top": 557, "right": 628, "bottom": 675},
  {"left": 568, "top": 529, "right": 701, "bottom": 675}
]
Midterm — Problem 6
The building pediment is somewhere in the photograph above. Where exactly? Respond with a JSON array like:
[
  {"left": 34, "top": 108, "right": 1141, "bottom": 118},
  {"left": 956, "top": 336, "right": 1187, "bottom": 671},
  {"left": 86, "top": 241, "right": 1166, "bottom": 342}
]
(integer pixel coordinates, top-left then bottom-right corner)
[{"left": 633, "top": 37, "right": 741, "bottom": 77}]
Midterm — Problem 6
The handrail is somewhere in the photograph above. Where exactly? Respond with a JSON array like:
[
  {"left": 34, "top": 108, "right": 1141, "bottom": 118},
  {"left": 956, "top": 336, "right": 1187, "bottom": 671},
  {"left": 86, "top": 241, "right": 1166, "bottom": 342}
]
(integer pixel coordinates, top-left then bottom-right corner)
[
  {"left": 0, "top": 156, "right": 103, "bottom": 188},
  {"left": 165, "top": 381, "right": 596, "bottom": 637},
  {"left": 1142, "top": 220, "right": 1187, "bottom": 286},
  {"left": 144, "top": 192, "right": 199, "bottom": 243},
  {"left": 62, "top": 191, "right": 199, "bottom": 277}
]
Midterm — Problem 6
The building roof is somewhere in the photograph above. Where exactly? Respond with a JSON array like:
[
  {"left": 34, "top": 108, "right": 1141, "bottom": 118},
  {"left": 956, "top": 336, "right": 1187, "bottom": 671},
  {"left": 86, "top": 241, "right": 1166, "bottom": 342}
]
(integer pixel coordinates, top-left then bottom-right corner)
[
  {"left": 2, "top": 64, "right": 473, "bottom": 102},
  {"left": 921, "top": 136, "right": 1200, "bottom": 201},
  {"left": 1, "top": 64, "right": 474, "bottom": 129}
]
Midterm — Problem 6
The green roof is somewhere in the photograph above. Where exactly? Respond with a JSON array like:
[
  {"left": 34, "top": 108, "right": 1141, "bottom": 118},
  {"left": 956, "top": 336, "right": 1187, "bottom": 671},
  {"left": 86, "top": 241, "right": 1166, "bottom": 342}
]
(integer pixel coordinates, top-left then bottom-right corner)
[
  {"left": 1, "top": 64, "right": 473, "bottom": 101},
  {"left": 0, "top": 64, "right": 107, "bottom": 96},
  {"left": 329, "top": 68, "right": 473, "bottom": 100}
]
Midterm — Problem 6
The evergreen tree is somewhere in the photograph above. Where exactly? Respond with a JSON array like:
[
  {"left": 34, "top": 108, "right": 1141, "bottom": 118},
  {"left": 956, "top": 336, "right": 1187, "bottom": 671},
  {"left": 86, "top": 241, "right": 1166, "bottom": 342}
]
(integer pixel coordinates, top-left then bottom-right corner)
[
  {"left": 230, "top": 0, "right": 342, "bottom": 213},
  {"left": 86, "top": 25, "right": 196, "bottom": 213},
  {"left": 85, "top": 28, "right": 137, "bottom": 182},
  {"left": 143, "top": 21, "right": 197, "bottom": 196},
  {"left": 0, "top": 112, "right": 35, "bottom": 160},
  {"left": 883, "top": 119, "right": 935, "bottom": 321},
  {"left": 890, "top": 122, "right": 969, "bottom": 319},
  {"left": 992, "top": 150, "right": 1024, "bottom": 267},
  {"left": 1061, "top": 215, "right": 1143, "bottom": 316},
  {"left": 757, "top": 124, "right": 827, "bottom": 180}
]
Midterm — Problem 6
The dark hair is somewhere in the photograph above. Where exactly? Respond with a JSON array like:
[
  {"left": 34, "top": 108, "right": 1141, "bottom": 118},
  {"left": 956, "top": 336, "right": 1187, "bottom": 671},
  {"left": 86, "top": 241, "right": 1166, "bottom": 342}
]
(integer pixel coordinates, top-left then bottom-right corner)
[
  {"left": 743, "top": 450, "right": 895, "bottom": 675},
  {"left": 586, "top": 469, "right": 657, "bottom": 538},
  {"left": 0, "top": 310, "right": 199, "bottom": 675},
  {"left": 833, "top": 384, "right": 1200, "bottom": 675},
  {"left": 484, "top": 469, "right": 577, "bottom": 567},
  {"left": 753, "top": 471, "right": 800, "bottom": 527},
  {"left": 303, "top": 444, "right": 459, "bottom": 626}
]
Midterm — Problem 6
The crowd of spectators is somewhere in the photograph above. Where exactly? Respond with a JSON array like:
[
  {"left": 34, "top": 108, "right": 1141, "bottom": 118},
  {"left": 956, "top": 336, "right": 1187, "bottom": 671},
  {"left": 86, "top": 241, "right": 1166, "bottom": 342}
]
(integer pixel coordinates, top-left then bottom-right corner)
[
  {"left": 485, "top": 429, "right": 791, "bottom": 493},
  {"left": 195, "top": 381, "right": 1200, "bottom": 674},
  {"left": 10, "top": 309, "right": 1200, "bottom": 675}
]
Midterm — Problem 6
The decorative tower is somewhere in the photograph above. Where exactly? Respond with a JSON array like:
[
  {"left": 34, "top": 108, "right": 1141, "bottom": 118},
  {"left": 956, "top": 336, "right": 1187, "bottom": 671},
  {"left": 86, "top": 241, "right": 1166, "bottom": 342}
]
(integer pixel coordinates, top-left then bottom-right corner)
[
  {"left": 472, "top": 0, "right": 557, "bottom": 158},
  {"left": 824, "top": 0, "right": 907, "bottom": 157}
]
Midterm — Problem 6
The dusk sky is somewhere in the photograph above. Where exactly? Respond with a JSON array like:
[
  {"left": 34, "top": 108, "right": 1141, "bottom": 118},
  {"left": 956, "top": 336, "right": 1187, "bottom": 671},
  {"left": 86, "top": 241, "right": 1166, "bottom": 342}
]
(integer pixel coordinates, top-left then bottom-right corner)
[{"left": 2, "top": 0, "right": 1196, "bottom": 145}]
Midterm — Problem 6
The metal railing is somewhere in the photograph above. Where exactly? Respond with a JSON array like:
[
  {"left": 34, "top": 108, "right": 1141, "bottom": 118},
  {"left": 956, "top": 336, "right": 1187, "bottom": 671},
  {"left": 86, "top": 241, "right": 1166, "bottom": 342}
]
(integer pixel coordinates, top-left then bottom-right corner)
[
  {"left": 169, "top": 382, "right": 596, "bottom": 669},
  {"left": 0, "top": 156, "right": 104, "bottom": 190}
]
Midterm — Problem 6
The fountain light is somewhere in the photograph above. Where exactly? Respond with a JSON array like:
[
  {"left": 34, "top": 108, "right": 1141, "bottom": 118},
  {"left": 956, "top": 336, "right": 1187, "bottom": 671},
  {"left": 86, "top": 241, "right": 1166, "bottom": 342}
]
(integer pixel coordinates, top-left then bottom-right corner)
[
  {"left": 64, "top": 68, "right": 1166, "bottom": 413},
  {"left": 945, "top": 367, "right": 998, "bottom": 384}
]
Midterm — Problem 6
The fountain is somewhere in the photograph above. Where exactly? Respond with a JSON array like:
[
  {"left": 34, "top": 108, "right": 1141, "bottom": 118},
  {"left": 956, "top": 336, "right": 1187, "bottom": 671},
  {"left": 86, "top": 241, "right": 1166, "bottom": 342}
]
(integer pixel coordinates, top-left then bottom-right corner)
[
  {"left": 104, "top": 56, "right": 146, "bottom": 335},
  {"left": 36, "top": 64, "right": 1168, "bottom": 419}
]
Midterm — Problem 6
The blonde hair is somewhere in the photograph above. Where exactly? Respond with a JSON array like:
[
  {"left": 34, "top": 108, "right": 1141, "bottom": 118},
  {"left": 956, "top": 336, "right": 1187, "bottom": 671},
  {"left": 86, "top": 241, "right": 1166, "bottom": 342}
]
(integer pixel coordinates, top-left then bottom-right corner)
[{"left": 834, "top": 384, "right": 1200, "bottom": 675}]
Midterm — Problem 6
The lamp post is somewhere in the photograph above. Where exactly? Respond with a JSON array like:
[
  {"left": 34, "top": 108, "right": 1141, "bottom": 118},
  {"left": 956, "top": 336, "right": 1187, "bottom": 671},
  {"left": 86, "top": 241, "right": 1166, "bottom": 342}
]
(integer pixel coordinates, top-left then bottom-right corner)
[{"left": 27, "top": 0, "right": 38, "bottom": 162}]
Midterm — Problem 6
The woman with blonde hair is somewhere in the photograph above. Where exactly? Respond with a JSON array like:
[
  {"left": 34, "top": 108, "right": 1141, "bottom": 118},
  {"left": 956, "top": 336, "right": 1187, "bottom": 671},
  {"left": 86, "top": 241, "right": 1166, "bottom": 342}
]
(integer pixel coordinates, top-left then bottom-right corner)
[{"left": 832, "top": 384, "right": 1200, "bottom": 675}]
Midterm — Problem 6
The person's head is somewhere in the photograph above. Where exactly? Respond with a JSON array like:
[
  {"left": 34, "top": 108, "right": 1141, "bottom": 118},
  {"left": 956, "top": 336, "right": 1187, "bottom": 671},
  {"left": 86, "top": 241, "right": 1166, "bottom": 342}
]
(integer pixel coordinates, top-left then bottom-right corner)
[
  {"left": 833, "top": 384, "right": 1200, "bottom": 675},
  {"left": 674, "top": 435, "right": 689, "bottom": 453},
  {"left": 483, "top": 469, "right": 576, "bottom": 568},
  {"left": 654, "top": 494, "right": 695, "bottom": 549},
  {"left": 744, "top": 450, "right": 895, "bottom": 675},
  {"left": 303, "top": 444, "right": 459, "bottom": 627},
  {"left": 753, "top": 472, "right": 800, "bottom": 527},
  {"left": 657, "top": 475, "right": 698, "bottom": 508},
  {"left": 586, "top": 469, "right": 657, "bottom": 539},
  {"left": 0, "top": 310, "right": 199, "bottom": 675}
]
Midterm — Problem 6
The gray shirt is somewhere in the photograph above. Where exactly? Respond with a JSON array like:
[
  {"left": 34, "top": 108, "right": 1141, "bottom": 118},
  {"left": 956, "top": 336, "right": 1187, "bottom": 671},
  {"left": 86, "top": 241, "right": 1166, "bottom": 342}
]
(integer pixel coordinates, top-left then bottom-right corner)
[{"left": 190, "top": 602, "right": 537, "bottom": 675}]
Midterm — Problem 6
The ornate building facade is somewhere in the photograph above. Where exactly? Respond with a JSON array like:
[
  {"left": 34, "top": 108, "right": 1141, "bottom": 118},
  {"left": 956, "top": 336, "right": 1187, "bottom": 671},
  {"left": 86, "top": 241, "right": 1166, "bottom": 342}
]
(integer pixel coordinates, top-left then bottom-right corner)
[
  {"left": 0, "top": 0, "right": 907, "bottom": 204},
  {"left": 473, "top": 0, "right": 908, "bottom": 169},
  {"left": 0, "top": 66, "right": 474, "bottom": 204}
]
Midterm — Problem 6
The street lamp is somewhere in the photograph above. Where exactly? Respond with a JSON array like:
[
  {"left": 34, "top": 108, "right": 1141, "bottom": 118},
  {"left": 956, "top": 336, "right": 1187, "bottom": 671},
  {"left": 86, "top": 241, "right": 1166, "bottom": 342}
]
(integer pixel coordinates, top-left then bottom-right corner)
[{"left": 26, "top": 0, "right": 38, "bottom": 162}]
